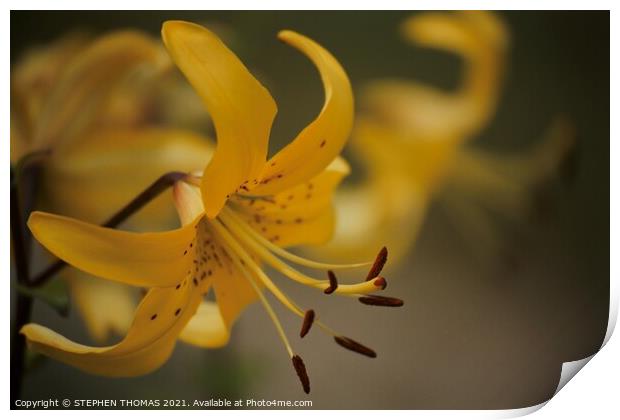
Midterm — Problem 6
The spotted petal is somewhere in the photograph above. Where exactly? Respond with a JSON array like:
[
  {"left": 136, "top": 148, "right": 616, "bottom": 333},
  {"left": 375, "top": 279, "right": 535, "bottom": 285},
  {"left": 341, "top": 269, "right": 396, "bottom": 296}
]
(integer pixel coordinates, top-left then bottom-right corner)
[
  {"left": 173, "top": 180, "right": 259, "bottom": 333},
  {"left": 162, "top": 21, "right": 277, "bottom": 218},
  {"left": 21, "top": 285, "right": 202, "bottom": 377},
  {"left": 252, "top": 30, "right": 353, "bottom": 196},
  {"left": 28, "top": 212, "right": 198, "bottom": 288},
  {"left": 232, "top": 156, "right": 350, "bottom": 247}
]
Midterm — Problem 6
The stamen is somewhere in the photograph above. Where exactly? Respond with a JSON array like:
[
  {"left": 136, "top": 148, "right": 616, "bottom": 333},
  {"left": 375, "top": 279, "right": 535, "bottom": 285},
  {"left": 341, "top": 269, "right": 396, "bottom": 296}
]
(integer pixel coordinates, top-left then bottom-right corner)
[
  {"left": 373, "top": 276, "right": 387, "bottom": 290},
  {"left": 366, "top": 246, "right": 388, "bottom": 280},
  {"left": 215, "top": 208, "right": 398, "bottom": 373},
  {"left": 219, "top": 209, "right": 383, "bottom": 296},
  {"left": 222, "top": 207, "right": 371, "bottom": 270},
  {"left": 324, "top": 271, "right": 338, "bottom": 294},
  {"left": 292, "top": 355, "right": 311, "bottom": 394},
  {"left": 300, "top": 309, "right": 315, "bottom": 338},
  {"left": 212, "top": 218, "right": 317, "bottom": 394},
  {"left": 211, "top": 218, "right": 304, "bottom": 317},
  {"left": 225, "top": 243, "right": 294, "bottom": 358},
  {"left": 334, "top": 336, "right": 377, "bottom": 358},
  {"left": 358, "top": 295, "right": 404, "bottom": 307}
]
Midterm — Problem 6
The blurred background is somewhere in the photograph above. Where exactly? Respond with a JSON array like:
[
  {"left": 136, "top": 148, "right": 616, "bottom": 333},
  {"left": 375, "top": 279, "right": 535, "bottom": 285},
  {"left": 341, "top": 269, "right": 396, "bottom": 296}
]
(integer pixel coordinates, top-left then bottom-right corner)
[{"left": 10, "top": 11, "right": 609, "bottom": 409}]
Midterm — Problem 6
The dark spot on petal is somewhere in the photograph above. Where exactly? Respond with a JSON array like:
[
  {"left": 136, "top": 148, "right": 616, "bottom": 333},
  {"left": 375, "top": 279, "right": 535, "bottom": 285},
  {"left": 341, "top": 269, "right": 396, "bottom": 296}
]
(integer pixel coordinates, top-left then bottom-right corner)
[
  {"left": 175, "top": 308, "right": 181, "bottom": 316},
  {"left": 150, "top": 314, "right": 157, "bottom": 320}
]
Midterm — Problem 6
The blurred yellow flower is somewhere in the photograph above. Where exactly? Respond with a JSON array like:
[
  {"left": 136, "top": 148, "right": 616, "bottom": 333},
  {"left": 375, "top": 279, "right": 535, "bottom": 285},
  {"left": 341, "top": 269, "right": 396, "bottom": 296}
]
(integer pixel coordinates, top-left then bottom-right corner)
[
  {"left": 11, "top": 30, "right": 212, "bottom": 342},
  {"left": 21, "top": 21, "right": 400, "bottom": 393},
  {"left": 317, "top": 11, "right": 574, "bottom": 262}
]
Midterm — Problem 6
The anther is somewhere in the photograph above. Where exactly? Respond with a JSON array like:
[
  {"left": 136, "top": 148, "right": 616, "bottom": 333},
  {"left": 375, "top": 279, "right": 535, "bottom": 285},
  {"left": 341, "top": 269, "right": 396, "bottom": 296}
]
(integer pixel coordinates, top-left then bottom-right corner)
[
  {"left": 291, "top": 355, "right": 311, "bottom": 394},
  {"left": 334, "top": 336, "right": 377, "bottom": 358},
  {"left": 358, "top": 295, "right": 404, "bottom": 307},
  {"left": 373, "top": 277, "right": 387, "bottom": 290},
  {"left": 366, "top": 246, "right": 388, "bottom": 280},
  {"left": 300, "top": 310, "right": 315, "bottom": 338},
  {"left": 324, "top": 270, "right": 338, "bottom": 294}
]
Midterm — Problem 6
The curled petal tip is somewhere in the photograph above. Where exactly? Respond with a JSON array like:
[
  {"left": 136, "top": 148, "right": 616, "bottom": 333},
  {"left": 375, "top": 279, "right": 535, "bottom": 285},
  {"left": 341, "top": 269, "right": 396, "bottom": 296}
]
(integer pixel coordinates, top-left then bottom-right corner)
[{"left": 277, "top": 29, "right": 299, "bottom": 42}]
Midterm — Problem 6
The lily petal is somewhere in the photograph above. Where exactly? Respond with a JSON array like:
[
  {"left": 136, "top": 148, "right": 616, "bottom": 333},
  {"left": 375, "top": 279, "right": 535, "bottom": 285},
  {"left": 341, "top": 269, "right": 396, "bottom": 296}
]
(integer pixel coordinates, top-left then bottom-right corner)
[
  {"left": 28, "top": 211, "right": 198, "bottom": 288},
  {"left": 231, "top": 156, "right": 350, "bottom": 247},
  {"left": 161, "top": 21, "right": 277, "bottom": 218},
  {"left": 172, "top": 181, "right": 259, "bottom": 331},
  {"left": 11, "top": 33, "right": 90, "bottom": 160},
  {"left": 306, "top": 164, "right": 427, "bottom": 263},
  {"left": 32, "top": 31, "right": 165, "bottom": 151},
  {"left": 212, "top": 264, "right": 258, "bottom": 332},
  {"left": 204, "top": 229, "right": 259, "bottom": 331},
  {"left": 443, "top": 117, "right": 575, "bottom": 219},
  {"left": 21, "top": 286, "right": 202, "bottom": 377},
  {"left": 66, "top": 269, "right": 135, "bottom": 343},
  {"left": 252, "top": 30, "right": 353, "bottom": 196},
  {"left": 179, "top": 300, "right": 230, "bottom": 348},
  {"left": 351, "top": 118, "right": 456, "bottom": 194},
  {"left": 46, "top": 127, "right": 213, "bottom": 227},
  {"left": 173, "top": 181, "right": 206, "bottom": 227},
  {"left": 364, "top": 11, "right": 506, "bottom": 139}
]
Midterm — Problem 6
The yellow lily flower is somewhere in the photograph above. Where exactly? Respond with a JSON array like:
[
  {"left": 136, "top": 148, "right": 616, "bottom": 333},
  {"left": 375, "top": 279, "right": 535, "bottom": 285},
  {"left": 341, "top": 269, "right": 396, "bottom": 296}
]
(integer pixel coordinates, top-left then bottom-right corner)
[
  {"left": 318, "top": 11, "right": 574, "bottom": 262},
  {"left": 21, "top": 21, "right": 400, "bottom": 393},
  {"left": 11, "top": 30, "right": 212, "bottom": 341}
]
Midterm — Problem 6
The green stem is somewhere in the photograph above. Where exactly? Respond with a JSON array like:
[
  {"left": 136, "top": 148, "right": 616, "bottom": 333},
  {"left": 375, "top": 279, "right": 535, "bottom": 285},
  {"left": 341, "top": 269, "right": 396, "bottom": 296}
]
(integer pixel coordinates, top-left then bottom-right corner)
[
  {"left": 11, "top": 169, "right": 187, "bottom": 406},
  {"left": 10, "top": 167, "right": 34, "bottom": 407}
]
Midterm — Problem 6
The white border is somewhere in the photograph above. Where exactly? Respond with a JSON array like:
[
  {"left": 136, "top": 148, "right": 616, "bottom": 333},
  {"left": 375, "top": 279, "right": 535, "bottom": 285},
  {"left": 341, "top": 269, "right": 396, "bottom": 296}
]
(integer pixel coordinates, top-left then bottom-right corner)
[{"left": 3, "top": 1, "right": 616, "bottom": 418}]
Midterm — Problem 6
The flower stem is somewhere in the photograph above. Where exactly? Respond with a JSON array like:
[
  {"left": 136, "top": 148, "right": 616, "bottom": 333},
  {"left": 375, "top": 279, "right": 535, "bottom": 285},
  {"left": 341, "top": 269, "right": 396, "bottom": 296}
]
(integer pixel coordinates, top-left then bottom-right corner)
[
  {"left": 11, "top": 169, "right": 187, "bottom": 406},
  {"left": 10, "top": 167, "right": 34, "bottom": 406},
  {"left": 28, "top": 171, "right": 188, "bottom": 287}
]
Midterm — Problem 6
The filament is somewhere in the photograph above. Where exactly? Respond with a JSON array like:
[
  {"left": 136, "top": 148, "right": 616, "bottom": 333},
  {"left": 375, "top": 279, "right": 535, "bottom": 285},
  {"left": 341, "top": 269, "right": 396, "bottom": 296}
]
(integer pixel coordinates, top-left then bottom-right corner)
[{"left": 223, "top": 206, "right": 372, "bottom": 270}]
